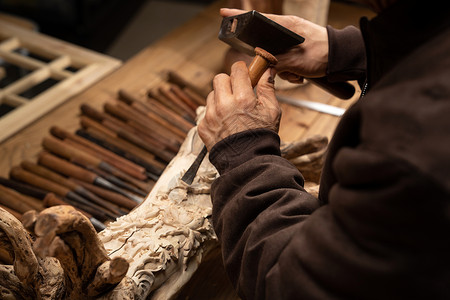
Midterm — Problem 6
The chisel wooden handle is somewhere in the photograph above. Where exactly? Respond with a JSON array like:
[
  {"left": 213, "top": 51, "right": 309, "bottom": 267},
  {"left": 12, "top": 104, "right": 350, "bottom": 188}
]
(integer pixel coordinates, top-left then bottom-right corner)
[
  {"left": 11, "top": 166, "right": 114, "bottom": 220},
  {"left": 0, "top": 181, "right": 44, "bottom": 211},
  {"left": 148, "top": 88, "right": 196, "bottom": 123},
  {"left": 103, "top": 103, "right": 178, "bottom": 160},
  {"left": 41, "top": 194, "right": 97, "bottom": 223},
  {"left": 10, "top": 166, "right": 71, "bottom": 197},
  {"left": 79, "top": 123, "right": 164, "bottom": 171},
  {"left": 76, "top": 129, "right": 164, "bottom": 177},
  {"left": 118, "top": 89, "right": 193, "bottom": 134},
  {"left": 21, "top": 160, "right": 78, "bottom": 190},
  {"left": 158, "top": 85, "right": 197, "bottom": 120},
  {"left": 21, "top": 160, "right": 123, "bottom": 216},
  {"left": 38, "top": 151, "right": 98, "bottom": 183},
  {"left": 168, "top": 83, "right": 200, "bottom": 111},
  {"left": 109, "top": 101, "right": 184, "bottom": 146},
  {"left": 50, "top": 126, "right": 148, "bottom": 181},
  {"left": 0, "top": 185, "right": 36, "bottom": 214},
  {"left": 43, "top": 193, "right": 68, "bottom": 207},
  {"left": 42, "top": 135, "right": 101, "bottom": 167},
  {"left": 166, "top": 70, "right": 208, "bottom": 102},
  {"left": 71, "top": 178, "right": 137, "bottom": 210},
  {"left": 80, "top": 110, "right": 175, "bottom": 164},
  {"left": 249, "top": 47, "right": 278, "bottom": 87}
]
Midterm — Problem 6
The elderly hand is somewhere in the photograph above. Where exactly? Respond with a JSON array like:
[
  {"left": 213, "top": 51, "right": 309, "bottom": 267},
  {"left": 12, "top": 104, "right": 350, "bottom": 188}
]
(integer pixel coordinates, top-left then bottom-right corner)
[
  {"left": 220, "top": 8, "right": 329, "bottom": 84},
  {"left": 198, "top": 61, "right": 281, "bottom": 151}
]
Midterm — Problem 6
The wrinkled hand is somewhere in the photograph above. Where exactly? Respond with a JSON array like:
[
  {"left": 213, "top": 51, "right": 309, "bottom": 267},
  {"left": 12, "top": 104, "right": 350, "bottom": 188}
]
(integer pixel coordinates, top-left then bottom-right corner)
[
  {"left": 198, "top": 61, "right": 281, "bottom": 151},
  {"left": 220, "top": 8, "right": 329, "bottom": 84}
]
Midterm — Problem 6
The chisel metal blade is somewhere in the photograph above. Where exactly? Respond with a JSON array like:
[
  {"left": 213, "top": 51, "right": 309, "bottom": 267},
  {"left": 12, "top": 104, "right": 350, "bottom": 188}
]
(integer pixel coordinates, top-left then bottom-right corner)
[
  {"left": 276, "top": 94, "right": 346, "bottom": 117},
  {"left": 94, "top": 177, "right": 144, "bottom": 204}
]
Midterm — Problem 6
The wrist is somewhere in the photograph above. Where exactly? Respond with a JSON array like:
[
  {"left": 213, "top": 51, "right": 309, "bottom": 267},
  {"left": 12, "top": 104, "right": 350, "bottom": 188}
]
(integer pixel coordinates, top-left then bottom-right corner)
[
  {"left": 326, "top": 25, "right": 367, "bottom": 82},
  {"left": 209, "top": 128, "right": 281, "bottom": 174}
]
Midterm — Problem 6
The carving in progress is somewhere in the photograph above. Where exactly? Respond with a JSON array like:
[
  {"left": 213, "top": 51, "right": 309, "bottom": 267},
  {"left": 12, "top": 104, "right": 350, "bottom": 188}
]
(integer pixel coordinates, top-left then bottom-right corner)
[
  {"left": 0, "top": 44, "right": 327, "bottom": 297},
  {"left": 0, "top": 104, "right": 326, "bottom": 299},
  {"left": 99, "top": 114, "right": 219, "bottom": 299}
]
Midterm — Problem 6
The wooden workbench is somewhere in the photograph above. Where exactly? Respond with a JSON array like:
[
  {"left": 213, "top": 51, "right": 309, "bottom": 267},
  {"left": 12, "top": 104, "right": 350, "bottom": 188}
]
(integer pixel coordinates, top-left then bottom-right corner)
[{"left": 0, "top": 0, "right": 374, "bottom": 298}]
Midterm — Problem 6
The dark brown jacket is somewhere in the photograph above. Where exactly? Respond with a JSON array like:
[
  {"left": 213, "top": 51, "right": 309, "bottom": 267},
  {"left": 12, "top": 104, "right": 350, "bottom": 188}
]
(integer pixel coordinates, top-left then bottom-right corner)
[{"left": 209, "top": 0, "right": 450, "bottom": 299}]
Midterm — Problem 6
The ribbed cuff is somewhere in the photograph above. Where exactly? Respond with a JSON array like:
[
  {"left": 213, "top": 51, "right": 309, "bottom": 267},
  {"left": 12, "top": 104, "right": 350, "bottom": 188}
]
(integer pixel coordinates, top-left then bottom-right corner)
[
  {"left": 209, "top": 129, "right": 281, "bottom": 175},
  {"left": 326, "top": 25, "right": 367, "bottom": 82}
]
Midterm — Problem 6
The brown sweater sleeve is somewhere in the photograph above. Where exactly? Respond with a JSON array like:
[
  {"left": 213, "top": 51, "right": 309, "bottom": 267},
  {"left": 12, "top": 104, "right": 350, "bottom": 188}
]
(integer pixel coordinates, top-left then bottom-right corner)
[
  {"left": 209, "top": 128, "right": 450, "bottom": 299},
  {"left": 209, "top": 129, "right": 321, "bottom": 299},
  {"left": 326, "top": 25, "right": 367, "bottom": 83}
]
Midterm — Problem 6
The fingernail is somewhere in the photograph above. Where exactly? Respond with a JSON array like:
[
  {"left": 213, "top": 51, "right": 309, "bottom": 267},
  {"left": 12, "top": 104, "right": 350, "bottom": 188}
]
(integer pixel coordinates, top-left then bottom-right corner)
[{"left": 268, "top": 69, "right": 276, "bottom": 84}]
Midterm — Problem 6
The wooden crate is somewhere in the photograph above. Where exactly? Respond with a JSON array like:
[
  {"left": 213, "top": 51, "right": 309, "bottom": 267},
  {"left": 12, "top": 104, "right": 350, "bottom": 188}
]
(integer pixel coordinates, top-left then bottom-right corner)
[{"left": 0, "top": 19, "right": 121, "bottom": 142}]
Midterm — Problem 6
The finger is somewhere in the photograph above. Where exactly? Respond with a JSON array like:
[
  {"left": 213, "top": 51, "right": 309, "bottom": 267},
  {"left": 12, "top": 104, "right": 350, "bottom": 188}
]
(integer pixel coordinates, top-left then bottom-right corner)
[
  {"left": 219, "top": 8, "right": 247, "bottom": 17},
  {"left": 230, "top": 61, "right": 254, "bottom": 102},
  {"left": 212, "top": 73, "right": 232, "bottom": 108},
  {"left": 220, "top": 8, "right": 284, "bottom": 26},
  {"left": 256, "top": 68, "right": 277, "bottom": 106},
  {"left": 197, "top": 118, "right": 214, "bottom": 151},
  {"left": 204, "top": 90, "right": 216, "bottom": 119}
]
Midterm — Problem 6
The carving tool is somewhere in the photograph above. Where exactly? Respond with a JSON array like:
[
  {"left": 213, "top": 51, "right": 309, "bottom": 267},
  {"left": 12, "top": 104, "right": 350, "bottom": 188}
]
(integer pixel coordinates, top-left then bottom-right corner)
[
  {"left": 9, "top": 167, "right": 114, "bottom": 221},
  {"left": 158, "top": 85, "right": 197, "bottom": 120},
  {"left": 167, "top": 83, "right": 200, "bottom": 112},
  {"left": 0, "top": 177, "right": 106, "bottom": 231},
  {"left": 85, "top": 166, "right": 148, "bottom": 197},
  {"left": 166, "top": 70, "right": 209, "bottom": 101},
  {"left": 79, "top": 108, "right": 175, "bottom": 164},
  {"left": 0, "top": 179, "right": 44, "bottom": 211},
  {"left": 70, "top": 178, "right": 137, "bottom": 211},
  {"left": 50, "top": 126, "right": 147, "bottom": 181},
  {"left": 119, "top": 89, "right": 194, "bottom": 134},
  {"left": 20, "top": 161, "right": 126, "bottom": 216},
  {"left": 42, "top": 135, "right": 153, "bottom": 192},
  {"left": 53, "top": 134, "right": 153, "bottom": 193},
  {"left": 38, "top": 151, "right": 144, "bottom": 204},
  {"left": 148, "top": 88, "right": 196, "bottom": 124},
  {"left": 75, "top": 129, "right": 162, "bottom": 180},
  {"left": 118, "top": 88, "right": 191, "bottom": 136},
  {"left": 0, "top": 184, "right": 36, "bottom": 214},
  {"left": 218, "top": 10, "right": 355, "bottom": 99},
  {"left": 276, "top": 94, "right": 346, "bottom": 116},
  {"left": 77, "top": 121, "right": 166, "bottom": 173},
  {"left": 103, "top": 102, "right": 181, "bottom": 152},
  {"left": 181, "top": 47, "right": 277, "bottom": 184}
]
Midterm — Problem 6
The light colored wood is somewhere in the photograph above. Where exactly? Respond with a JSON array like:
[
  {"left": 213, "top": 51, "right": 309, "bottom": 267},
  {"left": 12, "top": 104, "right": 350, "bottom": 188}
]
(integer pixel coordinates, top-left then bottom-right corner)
[
  {"left": 0, "top": 19, "right": 122, "bottom": 142},
  {"left": 0, "top": 1, "right": 375, "bottom": 298},
  {"left": 0, "top": 12, "right": 37, "bottom": 31}
]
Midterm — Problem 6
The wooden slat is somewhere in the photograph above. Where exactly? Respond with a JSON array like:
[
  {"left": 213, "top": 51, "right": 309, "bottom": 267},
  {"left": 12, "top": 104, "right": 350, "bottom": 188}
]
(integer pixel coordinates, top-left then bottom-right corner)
[{"left": 0, "top": 19, "right": 122, "bottom": 142}]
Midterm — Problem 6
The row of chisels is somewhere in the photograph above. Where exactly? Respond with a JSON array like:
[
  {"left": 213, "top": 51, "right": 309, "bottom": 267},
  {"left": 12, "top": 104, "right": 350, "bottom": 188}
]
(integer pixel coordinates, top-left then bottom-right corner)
[{"left": 0, "top": 70, "right": 206, "bottom": 232}]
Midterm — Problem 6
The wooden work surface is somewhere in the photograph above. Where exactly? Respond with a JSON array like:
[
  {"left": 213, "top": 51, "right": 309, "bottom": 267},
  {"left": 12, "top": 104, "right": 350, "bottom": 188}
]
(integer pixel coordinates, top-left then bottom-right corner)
[{"left": 0, "top": 0, "right": 374, "bottom": 298}]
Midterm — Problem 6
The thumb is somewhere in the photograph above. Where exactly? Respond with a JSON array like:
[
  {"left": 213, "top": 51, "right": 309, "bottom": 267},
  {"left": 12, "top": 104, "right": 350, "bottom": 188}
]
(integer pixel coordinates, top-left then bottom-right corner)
[{"left": 220, "top": 8, "right": 247, "bottom": 17}]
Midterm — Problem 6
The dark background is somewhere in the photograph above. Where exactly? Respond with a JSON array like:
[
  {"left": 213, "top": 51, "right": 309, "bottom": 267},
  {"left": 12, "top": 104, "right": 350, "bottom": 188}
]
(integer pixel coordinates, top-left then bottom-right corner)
[{"left": 0, "top": 0, "right": 216, "bottom": 53}]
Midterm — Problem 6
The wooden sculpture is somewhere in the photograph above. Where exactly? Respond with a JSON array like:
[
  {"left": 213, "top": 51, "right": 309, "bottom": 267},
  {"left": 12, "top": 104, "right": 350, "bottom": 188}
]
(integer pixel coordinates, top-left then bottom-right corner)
[{"left": 0, "top": 104, "right": 326, "bottom": 299}]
